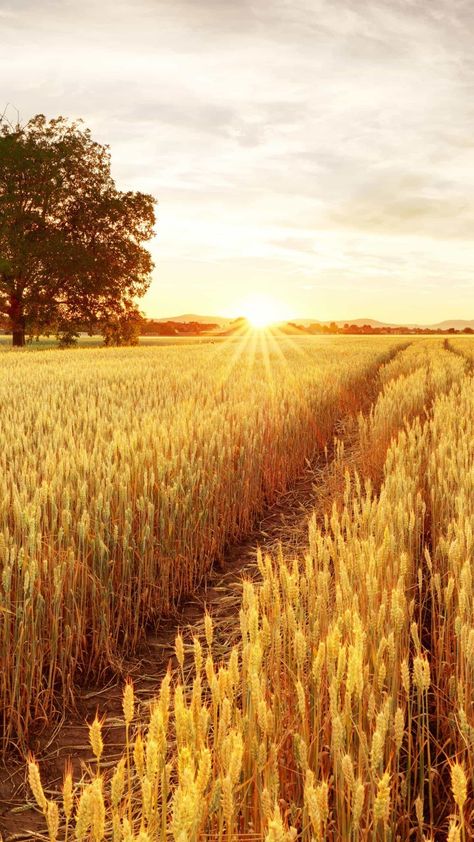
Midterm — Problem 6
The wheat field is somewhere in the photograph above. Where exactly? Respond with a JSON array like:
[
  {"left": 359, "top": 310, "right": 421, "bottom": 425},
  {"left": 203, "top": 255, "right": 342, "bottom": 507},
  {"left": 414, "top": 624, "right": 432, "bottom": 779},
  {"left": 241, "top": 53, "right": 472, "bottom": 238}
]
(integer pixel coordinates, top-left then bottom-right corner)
[
  {"left": 1, "top": 336, "right": 474, "bottom": 840},
  {"left": 0, "top": 336, "right": 401, "bottom": 752}
]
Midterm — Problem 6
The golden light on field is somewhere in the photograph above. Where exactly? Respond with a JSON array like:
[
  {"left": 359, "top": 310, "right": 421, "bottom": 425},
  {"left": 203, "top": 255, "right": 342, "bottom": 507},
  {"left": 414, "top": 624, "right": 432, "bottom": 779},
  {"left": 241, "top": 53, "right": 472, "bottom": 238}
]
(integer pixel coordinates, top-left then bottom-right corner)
[
  {"left": 17, "top": 337, "right": 474, "bottom": 841},
  {"left": 237, "top": 293, "right": 289, "bottom": 329}
]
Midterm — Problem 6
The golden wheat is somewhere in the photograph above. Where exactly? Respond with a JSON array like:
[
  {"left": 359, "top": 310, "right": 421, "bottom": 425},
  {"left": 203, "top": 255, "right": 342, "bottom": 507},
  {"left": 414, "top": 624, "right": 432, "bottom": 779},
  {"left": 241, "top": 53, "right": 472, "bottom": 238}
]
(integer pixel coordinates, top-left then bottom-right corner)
[
  {"left": 0, "top": 336, "right": 404, "bottom": 750},
  {"left": 13, "top": 337, "right": 474, "bottom": 840}
]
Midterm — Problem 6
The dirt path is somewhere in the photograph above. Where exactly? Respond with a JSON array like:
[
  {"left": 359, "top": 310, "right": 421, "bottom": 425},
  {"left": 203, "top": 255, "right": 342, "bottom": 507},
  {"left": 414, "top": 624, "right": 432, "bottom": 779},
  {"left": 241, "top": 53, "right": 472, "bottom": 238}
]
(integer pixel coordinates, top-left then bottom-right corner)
[{"left": 0, "top": 350, "right": 401, "bottom": 841}]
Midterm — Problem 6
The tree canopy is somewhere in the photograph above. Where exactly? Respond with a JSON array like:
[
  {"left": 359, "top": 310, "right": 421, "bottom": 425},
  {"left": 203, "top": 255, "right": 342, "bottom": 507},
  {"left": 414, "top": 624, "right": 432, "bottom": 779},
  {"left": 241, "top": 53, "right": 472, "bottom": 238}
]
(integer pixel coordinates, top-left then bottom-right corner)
[{"left": 0, "top": 114, "right": 156, "bottom": 345}]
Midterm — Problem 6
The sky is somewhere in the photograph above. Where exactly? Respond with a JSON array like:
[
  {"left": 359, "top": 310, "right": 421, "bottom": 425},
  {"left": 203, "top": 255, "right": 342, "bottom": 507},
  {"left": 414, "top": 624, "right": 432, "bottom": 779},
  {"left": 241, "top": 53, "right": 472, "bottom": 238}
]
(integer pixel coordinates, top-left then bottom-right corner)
[{"left": 2, "top": 0, "right": 474, "bottom": 323}]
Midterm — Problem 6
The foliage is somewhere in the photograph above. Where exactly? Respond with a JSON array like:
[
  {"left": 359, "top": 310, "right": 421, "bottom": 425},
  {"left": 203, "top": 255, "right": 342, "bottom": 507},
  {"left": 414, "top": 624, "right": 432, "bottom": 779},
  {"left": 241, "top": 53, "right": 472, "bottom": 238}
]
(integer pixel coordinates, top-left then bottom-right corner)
[
  {"left": 57, "top": 328, "right": 79, "bottom": 348},
  {"left": 102, "top": 305, "right": 144, "bottom": 346},
  {"left": 0, "top": 114, "right": 156, "bottom": 346}
]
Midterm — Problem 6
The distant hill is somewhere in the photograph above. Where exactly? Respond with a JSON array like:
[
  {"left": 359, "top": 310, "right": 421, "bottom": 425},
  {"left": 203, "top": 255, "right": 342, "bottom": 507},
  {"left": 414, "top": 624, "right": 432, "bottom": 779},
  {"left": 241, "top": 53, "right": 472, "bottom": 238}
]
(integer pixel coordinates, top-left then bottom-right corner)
[
  {"left": 219, "top": 317, "right": 250, "bottom": 336},
  {"left": 429, "top": 319, "right": 474, "bottom": 330},
  {"left": 155, "top": 314, "right": 392, "bottom": 329},
  {"left": 291, "top": 318, "right": 401, "bottom": 328},
  {"left": 156, "top": 313, "right": 231, "bottom": 326},
  {"left": 336, "top": 318, "right": 388, "bottom": 328}
]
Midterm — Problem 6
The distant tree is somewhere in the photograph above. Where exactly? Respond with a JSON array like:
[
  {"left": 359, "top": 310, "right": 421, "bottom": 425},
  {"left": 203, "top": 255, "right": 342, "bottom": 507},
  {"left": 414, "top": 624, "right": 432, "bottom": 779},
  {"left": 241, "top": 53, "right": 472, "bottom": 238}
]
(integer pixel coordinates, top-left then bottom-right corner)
[
  {"left": 141, "top": 319, "right": 179, "bottom": 337},
  {"left": 0, "top": 114, "right": 156, "bottom": 346},
  {"left": 102, "top": 304, "right": 145, "bottom": 347},
  {"left": 57, "top": 327, "right": 80, "bottom": 348}
]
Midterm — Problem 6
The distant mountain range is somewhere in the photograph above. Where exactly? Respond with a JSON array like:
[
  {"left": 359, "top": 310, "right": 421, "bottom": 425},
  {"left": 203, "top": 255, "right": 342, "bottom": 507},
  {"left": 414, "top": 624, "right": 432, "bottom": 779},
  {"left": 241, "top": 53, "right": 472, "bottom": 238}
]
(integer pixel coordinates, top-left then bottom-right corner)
[
  {"left": 155, "top": 314, "right": 474, "bottom": 331},
  {"left": 417, "top": 319, "right": 474, "bottom": 330},
  {"left": 156, "top": 313, "right": 231, "bottom": 326}
]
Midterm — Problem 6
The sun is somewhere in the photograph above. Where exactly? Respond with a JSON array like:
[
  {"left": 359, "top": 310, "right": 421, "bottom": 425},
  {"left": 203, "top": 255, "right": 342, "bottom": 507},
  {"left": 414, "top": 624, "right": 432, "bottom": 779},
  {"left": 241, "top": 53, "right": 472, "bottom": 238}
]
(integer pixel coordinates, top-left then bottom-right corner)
[{"left": 237, "top": 293, "right": 288, "bottom": 329}]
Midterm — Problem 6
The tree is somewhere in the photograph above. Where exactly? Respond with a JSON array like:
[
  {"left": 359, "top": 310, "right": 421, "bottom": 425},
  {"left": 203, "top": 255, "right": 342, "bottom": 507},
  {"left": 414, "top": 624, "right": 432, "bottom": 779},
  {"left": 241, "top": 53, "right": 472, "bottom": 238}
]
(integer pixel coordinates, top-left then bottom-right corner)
[
  {"left": 102, "top": 303, "right": 145, "bottom": 346},
  {"left": 0, "top": 114, "right": 156, "bottom": 346}
]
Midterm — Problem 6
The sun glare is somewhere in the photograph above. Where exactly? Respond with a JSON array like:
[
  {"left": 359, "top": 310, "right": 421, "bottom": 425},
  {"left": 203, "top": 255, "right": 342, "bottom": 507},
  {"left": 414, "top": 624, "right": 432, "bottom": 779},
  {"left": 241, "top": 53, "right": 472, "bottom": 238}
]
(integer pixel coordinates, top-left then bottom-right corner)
[{"left": 237, "top": 293, "right": 288, "bottom": 329}]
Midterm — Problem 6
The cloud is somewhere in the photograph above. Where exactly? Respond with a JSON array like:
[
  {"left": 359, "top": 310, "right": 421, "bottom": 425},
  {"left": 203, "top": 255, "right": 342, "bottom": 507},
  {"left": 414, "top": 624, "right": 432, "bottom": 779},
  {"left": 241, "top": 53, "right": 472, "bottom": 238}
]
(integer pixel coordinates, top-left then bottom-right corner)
[
  {"left": 2, "top": 0, "right": 474, "bottom": 319},
  {"left": 329, "top": 167, "right": 474, "bottom": 240}
]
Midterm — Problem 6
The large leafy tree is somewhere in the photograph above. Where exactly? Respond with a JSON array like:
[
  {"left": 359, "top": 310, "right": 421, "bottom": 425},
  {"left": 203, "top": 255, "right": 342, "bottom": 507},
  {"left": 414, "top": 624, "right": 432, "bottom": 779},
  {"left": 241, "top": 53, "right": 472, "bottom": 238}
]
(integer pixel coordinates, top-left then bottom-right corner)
[{"left": 0, "top": 114, "right": 156, "bottom": 346}]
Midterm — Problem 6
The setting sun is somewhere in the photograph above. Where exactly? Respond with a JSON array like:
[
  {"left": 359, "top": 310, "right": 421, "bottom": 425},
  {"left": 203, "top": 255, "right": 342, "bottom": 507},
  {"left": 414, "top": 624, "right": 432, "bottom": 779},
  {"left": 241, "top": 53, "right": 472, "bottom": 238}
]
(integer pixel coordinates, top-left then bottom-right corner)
[{"left": 237, "top": 293, "right": 289, "bottom": 329}]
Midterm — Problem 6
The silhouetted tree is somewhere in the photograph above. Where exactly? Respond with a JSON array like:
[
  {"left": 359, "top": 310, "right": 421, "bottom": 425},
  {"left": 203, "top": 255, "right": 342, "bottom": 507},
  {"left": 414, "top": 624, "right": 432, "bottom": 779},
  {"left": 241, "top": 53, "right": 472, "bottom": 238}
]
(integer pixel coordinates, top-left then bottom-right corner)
[
  {"left": 0, "top": 114, "right": 156, "bottom": 346},
  {"left": 102, "top": 304, "right": 144, "bottom": 346}
]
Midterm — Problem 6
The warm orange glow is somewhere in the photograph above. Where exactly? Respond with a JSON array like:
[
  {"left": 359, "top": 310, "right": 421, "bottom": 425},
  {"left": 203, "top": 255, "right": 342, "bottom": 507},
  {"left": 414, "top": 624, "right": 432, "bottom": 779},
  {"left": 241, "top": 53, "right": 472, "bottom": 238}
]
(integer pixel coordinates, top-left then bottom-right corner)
[{"left": 237, "top": 293, "right": 289, "bottom": 329}]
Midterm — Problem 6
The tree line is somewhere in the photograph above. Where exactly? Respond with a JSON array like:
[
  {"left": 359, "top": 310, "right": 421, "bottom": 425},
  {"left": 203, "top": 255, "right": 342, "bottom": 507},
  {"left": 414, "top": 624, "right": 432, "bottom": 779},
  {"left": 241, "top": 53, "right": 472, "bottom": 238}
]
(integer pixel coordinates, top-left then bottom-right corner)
[{"left": 289, "top": 322, "right": 474, "bottom": 336}]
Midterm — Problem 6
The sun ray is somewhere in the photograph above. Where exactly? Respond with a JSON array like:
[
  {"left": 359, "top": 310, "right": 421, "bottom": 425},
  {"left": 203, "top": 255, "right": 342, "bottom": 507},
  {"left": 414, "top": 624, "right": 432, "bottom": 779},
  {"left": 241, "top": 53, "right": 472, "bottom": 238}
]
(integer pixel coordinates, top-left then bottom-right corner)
[{"left": 216, "top": 324, "right": 254, "bottom": 384}]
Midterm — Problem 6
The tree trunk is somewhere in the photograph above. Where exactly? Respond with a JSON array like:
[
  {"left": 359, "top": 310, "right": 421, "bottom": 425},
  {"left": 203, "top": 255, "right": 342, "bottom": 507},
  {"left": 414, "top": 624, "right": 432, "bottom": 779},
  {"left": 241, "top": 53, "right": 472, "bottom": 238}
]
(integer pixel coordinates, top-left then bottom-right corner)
[
  {"left": 10, "top": 294, "right": 26, "bottom": 347},
  {"left": 12, "top": 328, "right": 26, "bottom": 347}
]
